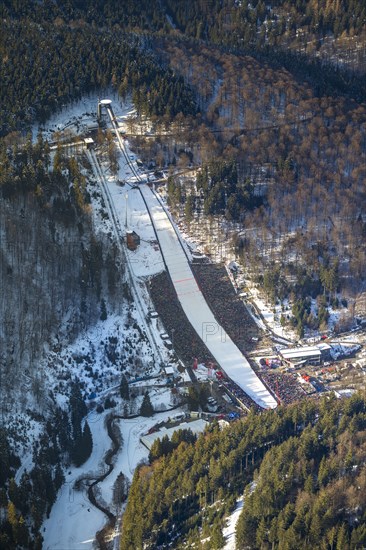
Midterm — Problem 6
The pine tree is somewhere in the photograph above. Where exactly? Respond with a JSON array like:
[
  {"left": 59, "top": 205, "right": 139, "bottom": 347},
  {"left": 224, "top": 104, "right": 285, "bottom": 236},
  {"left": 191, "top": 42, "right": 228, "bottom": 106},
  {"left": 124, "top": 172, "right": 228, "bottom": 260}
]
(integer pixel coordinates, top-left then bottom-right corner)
[
  {"left": 140, "top": 391, "right": 154, "bottom": 417},
  {"left": 100, "top": 298, "right": 107, "bottom": 321},
  {"left": 0, "top": 429, "right": 13, "bottom": 486},
  {"left": 112, "top": 472, "right": 129, "bottom": 510},
  {"left": 71, "top": 421, "right": 93, "bottom": 467},
  {"left": 210, "top": 523, "right": 225, "bottom": 549},
  {"left": 0, "top": 487, "right": 8, "bottom": 513},
  {"left": 336, "top": 523, "right": 349, "bottom": 550},
  {"left": 16, "top": 515, "right": 29, "bottom": 547},
  {"left": 82, "top": 421, "right": 93, "bottom": 463},
  {"left": 53, "top": 464, "right": 65, "bottom": 492},
  {"left": 120, "top": 374, "right": 130, "bottom": 400},
  {"left": 70, "top": 381, "right": 87, "bottom": 442}
]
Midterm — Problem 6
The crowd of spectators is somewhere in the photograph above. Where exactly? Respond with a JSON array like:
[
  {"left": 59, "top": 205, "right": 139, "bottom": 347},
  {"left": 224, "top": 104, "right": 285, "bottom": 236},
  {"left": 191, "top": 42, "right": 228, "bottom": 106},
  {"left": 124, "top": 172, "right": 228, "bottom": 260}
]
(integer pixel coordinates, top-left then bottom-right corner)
[
  {"left": 259, "top": 371, "right": 307, "bottom": 405},
  {"left": 221, "top": 378, "right": 262, "bottom": 412},
  {"left": 150, "top": 271, "right": 215, "bottom": 366},
  {"left": 151, "top": 264, "right": 311, "bottom": 410},
  {"left": 191, "top": 264, "right": 261, "bottom": 354}
]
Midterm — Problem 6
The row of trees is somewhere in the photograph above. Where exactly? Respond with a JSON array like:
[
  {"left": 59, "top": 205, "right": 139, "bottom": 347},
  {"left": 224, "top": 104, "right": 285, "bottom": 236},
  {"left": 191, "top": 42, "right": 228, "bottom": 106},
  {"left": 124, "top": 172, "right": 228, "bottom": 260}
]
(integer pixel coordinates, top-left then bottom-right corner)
[
  {"left": 4, "top": 0, "right": 366, "bottom": 61},
  {"left": 164, "top": 0, "right": 366, "bottom": 40},
  {"left": 0, "top": 0, "right": 167, "bottom": 30}
]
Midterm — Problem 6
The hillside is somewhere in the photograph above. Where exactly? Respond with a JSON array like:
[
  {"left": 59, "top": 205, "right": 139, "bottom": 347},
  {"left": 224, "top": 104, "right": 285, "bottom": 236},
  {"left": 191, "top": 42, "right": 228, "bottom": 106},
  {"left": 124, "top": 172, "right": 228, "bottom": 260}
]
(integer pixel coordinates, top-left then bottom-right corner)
[
  {"left": 121, "top": 393, "right": 366, "bottom": 549},
  {"left": 1, "top": 1, "right": 366, "bottom": 549}
]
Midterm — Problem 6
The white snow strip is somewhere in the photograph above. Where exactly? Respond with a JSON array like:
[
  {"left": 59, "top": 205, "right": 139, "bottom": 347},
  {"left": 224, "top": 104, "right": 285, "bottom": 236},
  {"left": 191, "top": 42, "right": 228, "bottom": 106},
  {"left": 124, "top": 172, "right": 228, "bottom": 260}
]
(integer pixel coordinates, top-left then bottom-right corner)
[
  {"left": 140, "top": 185, "right": 277, "bottom": 410},
  {"left": 223, "top": 496, "right": 244, "bottom": 550}
]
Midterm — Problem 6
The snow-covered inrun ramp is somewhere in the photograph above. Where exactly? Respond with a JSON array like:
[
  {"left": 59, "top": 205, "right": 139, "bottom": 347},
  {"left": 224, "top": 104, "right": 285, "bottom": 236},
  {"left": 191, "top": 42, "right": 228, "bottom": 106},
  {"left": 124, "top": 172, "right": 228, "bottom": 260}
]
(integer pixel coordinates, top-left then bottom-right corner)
[{"left": 140, "top": 186, "right": 277, "bottom": 410}]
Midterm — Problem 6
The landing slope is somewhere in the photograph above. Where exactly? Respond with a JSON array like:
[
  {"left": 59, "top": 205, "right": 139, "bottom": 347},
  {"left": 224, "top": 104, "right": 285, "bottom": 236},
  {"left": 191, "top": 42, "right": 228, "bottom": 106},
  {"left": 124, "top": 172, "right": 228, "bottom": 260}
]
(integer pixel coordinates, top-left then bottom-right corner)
[{"left": 140, "top": 185, "right": 277, "bottom": 409}]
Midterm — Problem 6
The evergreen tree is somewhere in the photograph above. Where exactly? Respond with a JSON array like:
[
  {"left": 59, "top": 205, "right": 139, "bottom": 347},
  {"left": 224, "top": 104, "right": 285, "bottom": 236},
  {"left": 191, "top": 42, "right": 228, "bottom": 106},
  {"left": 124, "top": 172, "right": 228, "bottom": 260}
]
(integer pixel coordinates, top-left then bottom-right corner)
[
  {"left": 53, "top": 464, "right": 65, "bottom": 492},
  {"left": 100, "top": 298, "right": 107, "bottom": 321},
  {"left": 112, "top": 472, "right": 129, "bottom": 510},
  {"left": 336, "top": 523, "right": 350, "bottom": 550},
  {"left": 120, "top": 374, "right": 130, "bottom": 400},
  {"left": 15, "top": 515, "right": 29, "bottom": 547},
  {"left": 71, "top": 420, "right": 93, "bottom": 467},
  {"left": 210, "top": 523, "right": 225, "bottom": 549},
  {"left": 82, "top": 421, "right": 93, "bottom": 463},
  {"left": 140, "top": 391, "right": 154, "bottom": 417},
  {"left": 70, "top": 381, "right": 87, "bottom": 442},
  {"left": 0, "top": 487, "right": 8, "bottom": 511},
  {"left": 184, "top": 195, "right": 195, "bottom": 223},
  {"left": 0, "top": 429, "right": 17, "bottom": 487}
]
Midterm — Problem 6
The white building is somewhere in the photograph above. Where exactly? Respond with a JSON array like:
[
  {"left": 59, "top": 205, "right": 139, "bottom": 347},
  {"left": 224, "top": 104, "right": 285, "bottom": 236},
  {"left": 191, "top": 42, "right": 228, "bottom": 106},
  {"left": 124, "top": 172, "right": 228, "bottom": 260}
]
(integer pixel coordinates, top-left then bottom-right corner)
[{"left": 280, "top": 346, "right": 322, "bottom": 366}]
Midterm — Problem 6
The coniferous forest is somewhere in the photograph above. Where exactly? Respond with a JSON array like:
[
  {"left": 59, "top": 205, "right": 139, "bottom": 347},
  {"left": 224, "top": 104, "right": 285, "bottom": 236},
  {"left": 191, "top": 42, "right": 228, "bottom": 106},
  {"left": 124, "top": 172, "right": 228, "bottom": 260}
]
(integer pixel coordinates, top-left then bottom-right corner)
[
  {"left": 121, "top": 393, "right": 366, "bottom": 549},
  {"left": 1, "top": 0, "right": 366, "bottom": 548}
]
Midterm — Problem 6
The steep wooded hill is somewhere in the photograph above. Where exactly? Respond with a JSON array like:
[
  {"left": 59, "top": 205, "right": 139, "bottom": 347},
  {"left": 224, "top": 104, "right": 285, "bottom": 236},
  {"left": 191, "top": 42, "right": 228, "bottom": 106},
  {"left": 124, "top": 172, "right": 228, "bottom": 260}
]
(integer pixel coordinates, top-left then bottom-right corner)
[
  {"left": 121, "top": 393, "right": 366, "bottom": 549},
  {"left": 0, "top": 136, "right": 126, "bottom": 408}
]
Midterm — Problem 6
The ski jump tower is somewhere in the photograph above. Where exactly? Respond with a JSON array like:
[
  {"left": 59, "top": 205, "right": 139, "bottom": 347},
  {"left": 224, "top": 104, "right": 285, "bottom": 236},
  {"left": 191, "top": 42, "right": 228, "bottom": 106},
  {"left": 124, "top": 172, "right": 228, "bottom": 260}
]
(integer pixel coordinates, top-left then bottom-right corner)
[{"left": 97, "top": 98, "right": 117, "bottom": 126}]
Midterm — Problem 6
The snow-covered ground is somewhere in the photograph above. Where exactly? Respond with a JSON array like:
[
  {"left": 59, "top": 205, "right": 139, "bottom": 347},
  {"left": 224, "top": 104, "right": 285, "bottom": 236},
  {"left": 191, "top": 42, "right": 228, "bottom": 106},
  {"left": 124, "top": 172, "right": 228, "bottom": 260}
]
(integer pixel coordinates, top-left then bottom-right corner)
[
  {"left": 42, "top": 93, "right": 274, "bottom": 548},
  {"left": 222, "top": 481, "right": 257, "bottom": 549},
  {"left": 29, "top": 95, "right": 195, "bottom": 548},
  {"left": 43, "top": 406, "right": 184, "bottom": 549},
  {"left": 43, "top": 409, "right": 112, "bottom": 550},
  {"left": 34, "top": 91, "right": 134, "bottom": 141},
  {"left": 26, "top": 92, "right": 364, "bottom": 548},
  {"left": 223, "top": 496, "right": 244, "bottom": 550}
]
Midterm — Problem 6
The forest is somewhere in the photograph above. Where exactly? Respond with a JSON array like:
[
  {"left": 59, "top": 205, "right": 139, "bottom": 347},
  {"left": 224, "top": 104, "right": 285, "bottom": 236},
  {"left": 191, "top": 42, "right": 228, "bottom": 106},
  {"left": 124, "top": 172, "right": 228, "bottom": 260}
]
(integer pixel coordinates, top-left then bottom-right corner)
[
  {"left": 162, "top": 0, "right": 366, "bottom": 81},
  {"left": 1, "top": 0, "right": 366, "bottom": 138},
  {"left": 0, "top": 134, "right": 127, "bottom": 403},
  {"left": 0, "top": 13, "right": 196, "bottom": 135},
  {"left": 145, "top": 36, "right": 366, "bottom": 334},
  {"left": 120, "top": 393, "right": 366, "bottom": 549}
]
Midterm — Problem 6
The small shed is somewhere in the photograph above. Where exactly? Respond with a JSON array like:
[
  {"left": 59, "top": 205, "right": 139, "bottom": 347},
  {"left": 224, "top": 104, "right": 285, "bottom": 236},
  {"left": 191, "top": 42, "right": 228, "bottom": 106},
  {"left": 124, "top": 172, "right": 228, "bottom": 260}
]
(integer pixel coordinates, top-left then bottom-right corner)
[
  {"left": 165, "top": 366, "right": 175, "bottom": 382},
  {"left": 126, "top": 230, "right": 140, "bottom": 251}
]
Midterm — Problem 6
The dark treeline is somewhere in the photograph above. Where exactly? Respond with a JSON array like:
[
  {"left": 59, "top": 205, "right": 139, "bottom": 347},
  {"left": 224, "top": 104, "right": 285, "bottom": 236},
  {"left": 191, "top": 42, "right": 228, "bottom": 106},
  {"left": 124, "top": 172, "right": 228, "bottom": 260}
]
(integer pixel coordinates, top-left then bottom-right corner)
[
  {"left": 164, "top": 0, "right": 366, "bottom": 41},
  {"left": 0, "top": 15, "right": 196, "bottom": 135},
  {"left": 2, "top": 0, "right": 366, "bottom": 140},
  {"left": 163, "top": 0, "right": 366, "bottom": 43},
  {"left": 121, "top": 393, "right": 366, "bottom": 549},
  {"left": 4, "top": 0, "right": 365, "bottom": 40},
  {"left": 0, "top": 0, "right": 166, "bottom": 29}
]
